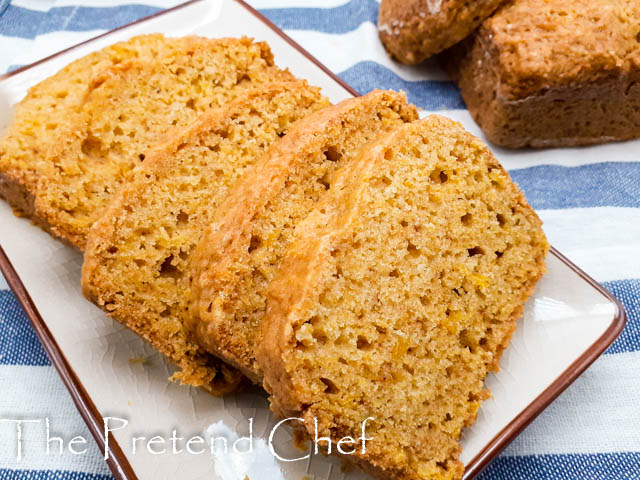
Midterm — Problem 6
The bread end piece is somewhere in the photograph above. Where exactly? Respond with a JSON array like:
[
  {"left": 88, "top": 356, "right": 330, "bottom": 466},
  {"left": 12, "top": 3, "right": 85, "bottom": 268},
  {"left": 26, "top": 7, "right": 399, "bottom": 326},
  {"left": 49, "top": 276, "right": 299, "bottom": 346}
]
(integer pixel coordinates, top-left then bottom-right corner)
[{"left": 378, "top": 0, "right": 504, "bottom": 65}]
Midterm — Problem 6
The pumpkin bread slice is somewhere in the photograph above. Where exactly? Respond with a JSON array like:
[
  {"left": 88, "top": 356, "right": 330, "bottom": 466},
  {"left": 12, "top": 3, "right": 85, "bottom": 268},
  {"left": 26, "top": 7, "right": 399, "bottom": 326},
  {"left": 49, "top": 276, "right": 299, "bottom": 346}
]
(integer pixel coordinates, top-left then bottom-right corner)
[
  {"left": 82, "top": 82, "right": 329, "bottom": 394},
  {"left": 32, "top": 36, "right": 293, "bottom": 248},
  {"left": 257, "top": 115, "right": 548, "bottom": 479},
  {"left": 188, "top": 90, "right": 418, "bottom": 382},
  {"left": 0, "top": 34, "right": 186, "bottom": 221}
]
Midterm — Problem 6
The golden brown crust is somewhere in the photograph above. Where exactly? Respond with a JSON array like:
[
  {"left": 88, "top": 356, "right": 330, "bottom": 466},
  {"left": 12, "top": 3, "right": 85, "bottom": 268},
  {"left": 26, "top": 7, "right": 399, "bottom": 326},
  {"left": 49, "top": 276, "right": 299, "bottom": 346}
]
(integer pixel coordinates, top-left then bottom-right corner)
[
  {"left": 441, "top": 0, "right": 640, "bottom": 147},
  {"left": 258, "top": 115, "right": 548, "bottom": 479},
  {"left": 82, "top": 82, "right": 329, "bottom": 394},
  {"left": 188, "top": 90, "right": 418, "bottom": 382},
  {"left": 378, "top": 0, "right": 504, "bottom": 65}
]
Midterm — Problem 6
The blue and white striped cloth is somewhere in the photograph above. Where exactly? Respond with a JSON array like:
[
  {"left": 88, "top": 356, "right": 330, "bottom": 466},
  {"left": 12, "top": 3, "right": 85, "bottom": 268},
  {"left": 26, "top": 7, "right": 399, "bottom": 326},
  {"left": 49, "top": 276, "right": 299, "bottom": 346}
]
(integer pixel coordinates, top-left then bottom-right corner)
[{"left": 1, "top": 1, "right": 639, "bottom": 479}]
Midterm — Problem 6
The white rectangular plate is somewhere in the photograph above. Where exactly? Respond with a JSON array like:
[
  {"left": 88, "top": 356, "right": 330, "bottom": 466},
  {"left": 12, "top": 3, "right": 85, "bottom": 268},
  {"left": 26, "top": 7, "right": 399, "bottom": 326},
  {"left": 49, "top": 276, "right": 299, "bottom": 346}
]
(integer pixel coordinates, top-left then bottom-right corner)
[{"left": 0, "top": 1, "right": 625, "bottom": 479}]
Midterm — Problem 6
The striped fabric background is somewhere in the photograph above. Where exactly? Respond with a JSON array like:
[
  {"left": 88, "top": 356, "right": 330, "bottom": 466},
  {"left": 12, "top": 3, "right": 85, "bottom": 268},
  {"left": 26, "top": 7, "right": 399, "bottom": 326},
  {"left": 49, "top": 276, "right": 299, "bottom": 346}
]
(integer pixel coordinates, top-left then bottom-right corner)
[{"left": 1, "top": 1, "right": 639, "bottom": 479}]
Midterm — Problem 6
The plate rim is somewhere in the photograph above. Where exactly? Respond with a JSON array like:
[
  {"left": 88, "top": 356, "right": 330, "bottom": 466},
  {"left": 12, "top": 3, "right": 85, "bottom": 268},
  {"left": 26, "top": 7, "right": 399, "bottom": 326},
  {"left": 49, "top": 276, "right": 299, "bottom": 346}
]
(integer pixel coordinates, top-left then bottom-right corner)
[
  {"left": 0, "top": 1, "right": 627, "bottom": 478},
  {"left": 462, "top": 246, "right": 626, "bottom": 479}
]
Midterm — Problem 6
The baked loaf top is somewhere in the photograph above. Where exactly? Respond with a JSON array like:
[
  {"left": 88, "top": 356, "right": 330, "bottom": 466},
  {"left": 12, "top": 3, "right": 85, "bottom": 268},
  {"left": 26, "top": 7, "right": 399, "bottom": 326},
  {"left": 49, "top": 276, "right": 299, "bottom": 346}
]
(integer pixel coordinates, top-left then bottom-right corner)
[
  {"left": 33, "top": 35, "right": 293, "bottom": 248},
  {"left": 82, "top": 82, "right": 329, "bottom": 394},
  {"left": 378, "top": 0, "right": 504, "bottom": 65},
  {"left": 441, "top": 0, "right": 640, "bottom": 148},
  {"left": 469, "top": 0, "right": 640, "bottom": 99},
  {"left": 258, "top": 115, "right": 548, "bottom": 479},
  {"left": 188, "top": 90, "right": 418, "bottom": 382},
  {"left": 0, "top": 34, "right": 174, "bottom": 217}
]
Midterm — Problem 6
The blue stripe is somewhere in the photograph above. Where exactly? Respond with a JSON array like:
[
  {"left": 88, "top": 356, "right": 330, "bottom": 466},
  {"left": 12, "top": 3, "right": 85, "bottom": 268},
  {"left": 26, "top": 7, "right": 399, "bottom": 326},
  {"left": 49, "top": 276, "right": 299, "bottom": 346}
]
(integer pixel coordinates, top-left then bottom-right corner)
[
  {"left": 0, "top": 470, "right": 112, "bottom": 480},
  {"left": 260, "top": 0, "right": 378, "bottom": 34},
  {"left": 0, "top": 5, "right": 161, "bottom": 39},
  {"left": 509, "top": 163, "right": 640, "bottom": 210},
  {"left": 0, "top": 0, "right": 9, "bottom": 18},
  {"left": 340, "top": 61, "right": 464, "bottom": 110},
  {"left": 0, "top": 290, "right": 50, "bottom": 366},
  {"left": 604, "top": 279, "right": 640, "bottom": 355},
  {"left": 479, "top": 452, "right": 640, "bottom": 480}
]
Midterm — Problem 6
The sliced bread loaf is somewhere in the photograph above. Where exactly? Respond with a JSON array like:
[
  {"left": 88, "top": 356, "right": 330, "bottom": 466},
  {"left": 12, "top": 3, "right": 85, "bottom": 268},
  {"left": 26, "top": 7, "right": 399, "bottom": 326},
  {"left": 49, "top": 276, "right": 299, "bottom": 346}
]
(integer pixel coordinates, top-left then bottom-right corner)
[
  {"left": 28, "top": 36, "right": 292, "bottom": 248},
  {"left": 0, "top": 34, "right": 229, "bottom": 223},
  {"left": 257, "top": 115, "right": 548, "bottom": 479},
  {"left": 82, "top": 82, "right": 329, "bottom": 393},
  {"left": 188, "top": 90, "right": 418, "bottom": 382}
]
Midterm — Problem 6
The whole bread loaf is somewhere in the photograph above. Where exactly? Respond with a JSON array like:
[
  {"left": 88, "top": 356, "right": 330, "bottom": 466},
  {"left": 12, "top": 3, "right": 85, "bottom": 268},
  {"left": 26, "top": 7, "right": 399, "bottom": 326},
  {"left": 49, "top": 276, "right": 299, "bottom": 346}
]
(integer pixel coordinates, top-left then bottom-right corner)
[
  {"left": 82, "top": 83, "right": 328, "bottom": 393},
  {"left": 258, "top": 115, "right": 548, "bottom": 479},
  {"left": 378, "top": 0, "right": 504, "bottom": 65},
  {"left": 188, "top": 90, "right": 418, "bottom": 382},
  {"left": 442, "top": 0, "right": 640, "bottom": 147},
  {"left": 0, "top": 34, "right": 176, "bottom": 224}
]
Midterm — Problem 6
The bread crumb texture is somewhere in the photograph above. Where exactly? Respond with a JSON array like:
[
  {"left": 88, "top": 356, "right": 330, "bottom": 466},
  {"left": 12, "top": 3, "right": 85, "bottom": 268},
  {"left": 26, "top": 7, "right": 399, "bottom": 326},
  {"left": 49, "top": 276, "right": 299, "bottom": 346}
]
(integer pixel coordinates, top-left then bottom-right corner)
[
  {"left": 189, "top": 90, "right": 418, "bottom": 382},
  {"left": 258, "top": 115, "right": 548, "bottom": 479},
  {"left": 0, "top": 34, "right": 175, "bottom": 221},
  {"left": 82, "top": 83, "right": 329, "bottom": 394}
]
